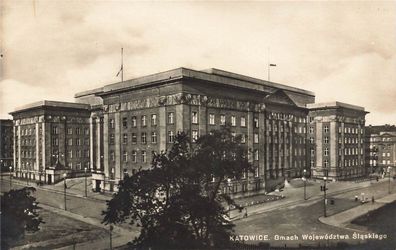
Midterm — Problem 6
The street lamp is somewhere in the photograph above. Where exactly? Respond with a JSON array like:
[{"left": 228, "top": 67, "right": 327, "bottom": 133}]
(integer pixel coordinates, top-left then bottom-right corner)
[
  {"left": 302, "top": 169, "right": 307, "bottom": 200},
  {"left": 63, "top": 173, "right": 67, "bottom": 210},
  {"left": 109, "top": 225, "right": 114, "bottom": 250},
  {"left": 84, "top": 167, "right": 88, "bottom": 198},
  {"left": 0, "top": 160, "right": 3, "bottom": 181},
  {"left": 321, "top": 176, "right": 328, "bottom": 217},
  {"left": 9, "top": 166, "right": 12, "bottom": 189},
  {"left": 388, "top": 166, "right": 392, "bottom": 194}
]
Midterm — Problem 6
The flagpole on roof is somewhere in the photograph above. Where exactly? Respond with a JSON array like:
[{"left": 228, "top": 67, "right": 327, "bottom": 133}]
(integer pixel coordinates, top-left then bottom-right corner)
[
  {"left": 116, "top": 48, "right": 124, "bottom": 82},
  {"left": 121, "top": 47, "right": 124, "bottom": 82}
]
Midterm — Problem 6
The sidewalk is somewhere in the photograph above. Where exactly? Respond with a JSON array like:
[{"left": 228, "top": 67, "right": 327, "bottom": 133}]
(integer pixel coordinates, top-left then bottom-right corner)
[
  {"left": 319, "top": 192, "right": 396, "bottom": 230},
  {"left": 229, "top": 178, "right": 386, "bottom": 220},
  {"left": 8, "top": 176, "right": 112, "bottom": 202}
]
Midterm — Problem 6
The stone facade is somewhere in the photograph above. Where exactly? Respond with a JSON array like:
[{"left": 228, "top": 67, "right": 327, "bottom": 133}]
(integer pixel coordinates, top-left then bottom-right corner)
[
  {"left": 0, "top": 119, "right": 13, "bottom": 171},
  {"left": 307, "top": 102, "right": 368, "bottom": 180},
  {"left": 10, "top": 101, "right": 91, "bottom": 184},
  {"left": 77, "top": 68, "right": 316, "bottom": 194}
]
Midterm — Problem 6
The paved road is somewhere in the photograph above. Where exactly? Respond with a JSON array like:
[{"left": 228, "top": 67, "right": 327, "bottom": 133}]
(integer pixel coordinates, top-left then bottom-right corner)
[{"left": 233, "top": 180, "right": 395, "bottom": 248}]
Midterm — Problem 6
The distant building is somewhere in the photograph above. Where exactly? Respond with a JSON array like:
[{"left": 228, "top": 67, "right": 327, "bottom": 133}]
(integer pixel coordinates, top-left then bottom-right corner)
[
  {"left": 307, "top": 102, "right": 368, "bottom": 180},
  {"left": 10, "top": 101, "right": 91, "bottom": 184},
  {"left": 0, "top": 119, "right": 13, "bottom": 172},
  {"left": 365, "top": 125, "right": 396, "bottom": 175}
]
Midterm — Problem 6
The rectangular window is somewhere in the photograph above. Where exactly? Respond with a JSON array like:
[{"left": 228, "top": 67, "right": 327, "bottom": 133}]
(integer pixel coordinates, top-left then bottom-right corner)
[
  {"left": 192, "top": 130, "right": 198, "bottom": 142},
  {"left": 240, "top": 117, "right": 246, "bottom": 127},
  {"left": 220, "top": 115, "right": 226, "bottom": 125},
  {"left": 131, "top": 151, "right": 137, "bottom": 163},
  {"left": 141, "top": 115, "right": 147, "bottom": 127},
  {"left": 52, "top": 126, "right": 58, "bottom": 135},
  {"left": 122, "top": 117, "right": 128, "bottom": 129},
  {"left": 168, "top": 112, "right": 174, "bottom": 124},
  {"left": 151, "top": 114, "right": 157, "bottom": 126},
  {"left": 77, "top": 150, "right": 82, "bottom": 158},
  {"left": 324, "top": 160, "right": 329, "bottom": 168},
  {"left": 131, "top": 116, "right": 137, "bottom": 127},
  {"left": 209, "top": 114, "right": 215, "bottom": 125},
  {"left": 123, "top": 151, "right": 128, "bottom": 162},
  {"left": 67, "top": 128, "right": 73, "bottom": 135},
  {"left": 324, "top": 125, "right": 329, "bottom": 133},
  {"left": 310, "top": 148, "right": 315, "bottom": 156},
  {"left": 110, "top": 134, "right": 115, "bottom": 145},
  {"left": 123, "top": 134, "right": 128, "bottom": 144},
  {"left": 84, "top": 128, "right": 89, "bottom": 135},
  {"left": 76, "top": 138, "right": 81, "bottom": 146},
  {"left": 142, "top": 151, "right": 147, "bottom": 163},
  {"left": 324, "top": 148, "right": 329, "bottom": 156},
  {"left": 84, "top": 150, "right": 89, "bottom": 158},
  {"left": 109, "top": 119, "right": 115, "bottom": 129},
  {"left": 141, "top": 132, "right": 147, "bottom": 144},
  {"left": 168, "top": 131, "right": 175, "bottom": 143},
  {"left": 254, "top": 133, "right": 259, "bottom": 143},
  {"left": 52, "top": 137, "right": 59, "bottom": 146},
  {"left": 151, "top": 132, "right": 157, "bottom": 143},
  {"left": 131, "top": 133, "right": 137, "bottom": 143},
  {"left": 254, "top": 149, "right": 259, "bottom": 161},
  {"left": 68, "top": 138, "right": 73, "bottom": 146},
  {"left": 324, "top": 137, "right": 329, "bottom": 144},
  {"left": 68, "top": 150, "right": 73, "bottom": 159},
  {"left": 192, "top": 111, "right": 198, "bottom": 124},
  {"left": 110, "top": 151, "right": 115, "bottom": 161},
  {"left": 241, "top": 134, "right": 246, "bottom": 144},
  {"left": 85, "top": 138, "right": 89, "bottom": 145},
  {"left": 253, "top": 117, "right": 259, "bottom": 128},
  {"left": 231, "top": 116, "right": 236, "bottom": 126}
]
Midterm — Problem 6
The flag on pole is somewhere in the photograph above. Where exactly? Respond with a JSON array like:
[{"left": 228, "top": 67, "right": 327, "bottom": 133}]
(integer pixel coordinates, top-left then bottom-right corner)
[
  {"left": 269, "top": 64, "right": 277, "bottom": 67},
  {"left": 116, "top": 65, "right": 123, "bottom": 77}
]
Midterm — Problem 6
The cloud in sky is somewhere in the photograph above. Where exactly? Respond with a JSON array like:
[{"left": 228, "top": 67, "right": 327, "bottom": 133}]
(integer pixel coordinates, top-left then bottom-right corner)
[{"left": 1, "top": 0, "right": 395, "bottom": 125}]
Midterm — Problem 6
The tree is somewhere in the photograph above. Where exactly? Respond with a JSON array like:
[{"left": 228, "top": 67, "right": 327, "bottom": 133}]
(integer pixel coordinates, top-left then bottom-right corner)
[
  {"left": 1, "top": 187, "right": 44, "bottom": 249},
  {"left": 103, "top": 126, "right": 253, "bottom": 249}
]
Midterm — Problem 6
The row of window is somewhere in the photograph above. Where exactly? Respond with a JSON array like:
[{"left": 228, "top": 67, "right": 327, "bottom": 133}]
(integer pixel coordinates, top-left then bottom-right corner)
[
  {"left": 67, "top": 150, "right": 90, "bottom": 158},
  {"left": 339, "top": 126, "right": 363, "bottom": 135}
]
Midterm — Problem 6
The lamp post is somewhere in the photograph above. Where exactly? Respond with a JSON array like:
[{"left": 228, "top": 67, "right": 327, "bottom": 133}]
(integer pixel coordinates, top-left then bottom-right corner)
[
  {"left": 0, "top": 160, "right": 3, "bottom": 181},
  {"left": 9, "top": 166, "right": 12, "bottom": 189},
  {"left": 63, "top": 173, "right": 67, "bottom": 210},
  {"left": 84, "top": 167, "right": 88, "bottom": 198},
  {"left": 109, "top": 225, "right": 114, "bottom": 250},
  {"left": 302, "top": 169, "right": 307, "bottom": 200},
  {"left": 321, "top": 176, "right": 328, "bottom": 217},
  {"left": 388, "top": 166, "right": 392, "bottom": 194}
]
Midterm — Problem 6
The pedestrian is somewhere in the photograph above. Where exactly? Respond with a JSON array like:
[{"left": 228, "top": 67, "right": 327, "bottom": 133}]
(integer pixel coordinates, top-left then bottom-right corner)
[
  {"left": 244, "top": 208, "right": 248, "bottom": 218},
  {"left": 355, "top": 195, "right": 358, "bottom": 202},
  {"left": 372, "top": 196, "right": 375, "bottom": 203}
]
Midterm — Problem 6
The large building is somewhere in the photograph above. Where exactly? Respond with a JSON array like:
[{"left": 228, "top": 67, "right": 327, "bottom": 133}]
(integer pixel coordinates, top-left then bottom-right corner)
[
  {"left": 10, "top": 101, "right": 92, "bottom": 184},
  {"left": 365, "top": 125, "right": 396, "bottom": 175},
  {"left": 75, "top": 68, "right": 316, "bottom": 194},
  {"left": 0, "top": 119, "right": 13, "bottom": 172},
  {"left": 10, "top": 67, "right": 369, "bottom": 195},
  {"left": 307, "top": 102, "right": 368, "bottom": 180}
]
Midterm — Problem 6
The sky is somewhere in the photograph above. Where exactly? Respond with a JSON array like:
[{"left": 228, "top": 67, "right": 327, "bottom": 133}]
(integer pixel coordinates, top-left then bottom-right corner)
[{"left": 1, "top": 0, "right": 395, "bottom": 125}]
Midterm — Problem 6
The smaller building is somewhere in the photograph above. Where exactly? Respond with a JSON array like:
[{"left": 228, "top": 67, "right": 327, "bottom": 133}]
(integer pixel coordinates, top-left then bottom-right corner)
[
  {"left": 0, "top": 119, "right": 14, "bottom": 172},
  {"left": 307, "top": 102, "right": 368, "bottom": 180},
  {"left": 10, "top": 101, "right": 92, "bottom": 184},
  {"left": 365, "top": 125, "right": 396, "bottom": 175}
]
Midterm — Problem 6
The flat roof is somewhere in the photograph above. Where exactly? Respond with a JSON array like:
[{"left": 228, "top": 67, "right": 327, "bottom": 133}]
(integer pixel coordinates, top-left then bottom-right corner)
[
  {"left": 307, "top": 101, "right": 366, "bottom": 111},
  {"left": 75, "top": 67, "right": 315, "bottom": 97},
  {"left": 10, "top": 100, "right": 91, "bottom": 114}
]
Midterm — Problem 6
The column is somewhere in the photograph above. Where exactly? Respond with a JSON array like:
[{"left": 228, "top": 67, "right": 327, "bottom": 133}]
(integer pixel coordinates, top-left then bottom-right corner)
[
  {"left": 103, "top": 113, "right": 109, "bottom": 179},
  {"left": 41, "top": 122, "right": 46, "bottom": 169},
  {"left": 35, "top": 122, "right": 40, "bottom": 172},
  {"left": 17, "top": 125, "right": 21, "bottom": 173},
  {"left": 13, "top": 124, "right": 16, "bottom": 174},
  {"left": 114, "top": 112, "right": 121, "bottom": 181},
  {"left": 330, "top": 121, "right": 337, "bottom": 177},
  {"left": 96, "top": 118, "right": 102, "bottom": 171},
  {"left": 158, "top": 106, "right": 166, "bottom": 152},
  {"left": 89, "top": 116, "right": 94, "bottom": 171}
]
